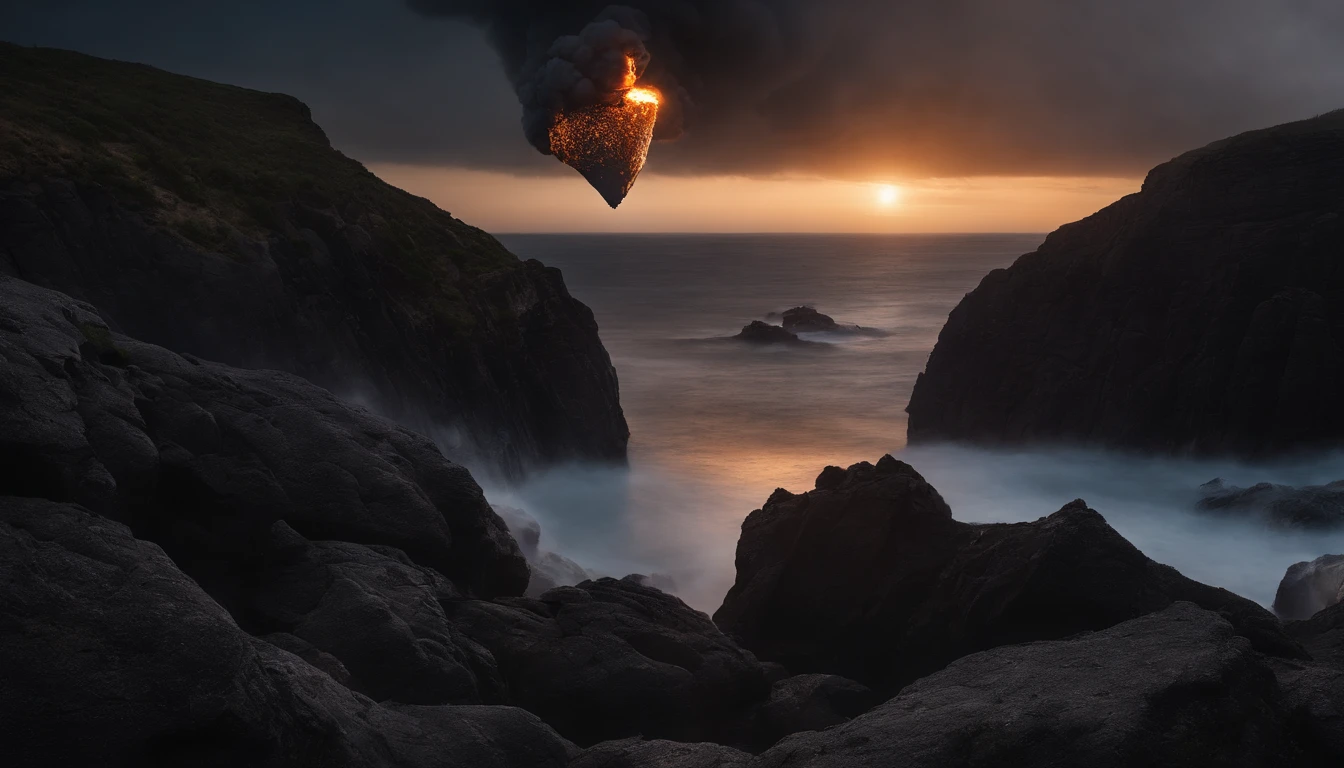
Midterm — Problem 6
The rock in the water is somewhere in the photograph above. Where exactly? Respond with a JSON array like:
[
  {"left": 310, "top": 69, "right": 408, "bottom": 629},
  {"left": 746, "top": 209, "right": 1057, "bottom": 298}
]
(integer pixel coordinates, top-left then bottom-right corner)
[
  {"left": 0, "top": 497, "right": 573, "bottom": 768},
  {"left": 780, "top": 307, "right": 843, "bottom": 333},
  {"left": 906, "top": 109, "right": 1344, "bottom": 456},
  {"left": 1275, "top": 555, "right": 1344, "bottom": 621},
  {"left": 574, "top": 738, "right": 751, "bottom": 768},
  {"left": 1200, "top": 478, "right": 1344, "bottom": 528},
  {"left": 733, "top": 321, "right": 809, "bottom": 345},
  {"left": 750, "top": 674, "right": 877, "bottom": 751},
  {"left": 755, "top": 603, "right": 1326, "bottom": 767},
  {"left": 714, "top": 456, "right": 1302, "bottom": 692},
  {"left": 445, "top": 576, "right": 768, "bottom": 747},
  {"left": 0, "top": 42, "right": 628, "bottom": 477}
]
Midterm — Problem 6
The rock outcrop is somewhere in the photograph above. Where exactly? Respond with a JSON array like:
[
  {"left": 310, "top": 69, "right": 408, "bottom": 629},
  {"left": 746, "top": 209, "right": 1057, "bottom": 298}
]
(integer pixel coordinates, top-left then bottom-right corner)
[
  {"left": 495, "top": 504, "right": 593, "bottom": 596},
  {"left": 0, "top": 42, "right": 627, "bottom": 477},
  {"left": 0, "top": 275, "right": 534, "bottom": 708},
  {"left": 1275, "top": 555, "right": 1344, "bottom": 621},
  {"left": 445, "top": 576, "right": 769, "bottom": 747},
  {"left": 0, "top": 497, "right": 574, "bottom": 768},
  {"left": 713, "top": 456, "right": 1302, "bottom": 692},
  {"left": 574, "top": 739, "right": 751, "bottom": 768},
  {"left": 907, "top": 109, "right": 1344, "bottom": 456},
  {"left": 780, "top": 307, "right": 845, "bottom": 333},
  {"left": 1200, "top": 478, "right": 1344, "bottom": 528},
  {"left": 733, "top": 321, "right": 809, "bottom": 345},
  {"left": 755, "top": 603, "right": 1329, "bottom": 767}
]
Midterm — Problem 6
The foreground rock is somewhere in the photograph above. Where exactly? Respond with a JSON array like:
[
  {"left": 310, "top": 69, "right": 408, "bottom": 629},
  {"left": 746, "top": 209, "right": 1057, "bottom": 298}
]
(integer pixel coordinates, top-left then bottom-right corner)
[
  {"left": 907, "top": 109, "right": 1344, "bottom": 456},
  {"left": 756, "top": 603, "right": 1331, "bottom": 767},
  {"left": 0, "top": 43, "right": 627, "bottom": 476},
  {"left": 733, "top": 321, "right": 810, "bottom": 345},
  {"left": 446, "top": 576, "right": 769, "bottom": 747},
  {"left": 1200, "top": 478, "right": 1344, "bottom": 528},
  {"left": 714, "top": 456, "right": 1302, "bottom": 692},
  {"left": 574, "top": 739, "right": 751, "bottom": 768},
  {"left": 1276, "top": 555, "right": 1344, "bottom": 621},
  {"left": 0, "top": 275, "right": 527, "bottom": 706},
  {"left": 0, "top": 497, "right": 572, "bottom": 768}
]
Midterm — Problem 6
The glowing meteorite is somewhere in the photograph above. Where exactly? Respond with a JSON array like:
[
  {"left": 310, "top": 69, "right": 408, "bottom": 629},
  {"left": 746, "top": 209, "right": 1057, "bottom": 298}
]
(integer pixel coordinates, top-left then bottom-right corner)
[{"left": 549, "top": 85, "right": 660, "bottom": 208}]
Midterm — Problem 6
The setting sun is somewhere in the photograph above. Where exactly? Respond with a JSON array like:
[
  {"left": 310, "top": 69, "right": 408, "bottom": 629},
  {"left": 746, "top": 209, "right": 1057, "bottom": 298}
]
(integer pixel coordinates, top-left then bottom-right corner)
[{"left": 876, "top": 184, "right": 901, "bottom": 207}]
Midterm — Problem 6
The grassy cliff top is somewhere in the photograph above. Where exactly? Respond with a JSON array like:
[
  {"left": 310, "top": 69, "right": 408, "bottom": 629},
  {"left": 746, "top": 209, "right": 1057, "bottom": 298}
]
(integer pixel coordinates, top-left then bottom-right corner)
[{"left": 0, "top": 42, "right": 516, "bottom": 284}]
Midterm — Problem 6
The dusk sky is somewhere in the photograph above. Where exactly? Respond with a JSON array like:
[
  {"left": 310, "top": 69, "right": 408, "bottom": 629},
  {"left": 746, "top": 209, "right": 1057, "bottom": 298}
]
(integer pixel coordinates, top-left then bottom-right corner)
[{"left": 4, "top": 0, "right": 1343, "bottom": 232}]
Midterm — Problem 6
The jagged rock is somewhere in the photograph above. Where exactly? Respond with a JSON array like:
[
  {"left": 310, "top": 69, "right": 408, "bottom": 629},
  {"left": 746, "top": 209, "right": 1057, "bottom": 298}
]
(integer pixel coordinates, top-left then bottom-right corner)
[
  {"left": 0, "top": 497, "right": 573, "bottom": 768},
  {"left": 907, "top": 109, "right": 1344, "bottom": 456},
  {"left": 261, "top": 631, "right": 355, "bottom": 687},
  {"left": 1274, "top": 555, "right": 1344, "bottom": 620},
  {"left": 749, "top": 674, "right": 877, "bottom": 751},
  {"left": 494, "top": 503, "right": 593, "bottom": 596},
  {"left": 755, "top": 603, "right": 1330, "bottom": 767},
  {"left": 714, "top": 456, "right": 1303, "bottom": 692},
  {"left": 1200, "top": 478, "right": 1344, "bottom": 528},
  {"left": 445, "top": 576, "right": 769, "bottom": 747},
  {"left": 573, "top": 738, "right": 751, "bottom": 768},
  {"left": 0, "top": 42, "right": 627, "bottom": 477},
  {"left": 1287, "top": 602, "right": 1344, "bottom": 670},
  {"left": 733, "top": 321, "right": 808, "bottom": 345}
]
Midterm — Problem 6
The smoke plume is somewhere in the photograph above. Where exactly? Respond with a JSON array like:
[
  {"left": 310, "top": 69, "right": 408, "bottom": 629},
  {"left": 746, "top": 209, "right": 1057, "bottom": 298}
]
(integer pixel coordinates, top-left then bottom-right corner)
[{"left": 407, "top": 1, "right": 825, "bottom": 157}]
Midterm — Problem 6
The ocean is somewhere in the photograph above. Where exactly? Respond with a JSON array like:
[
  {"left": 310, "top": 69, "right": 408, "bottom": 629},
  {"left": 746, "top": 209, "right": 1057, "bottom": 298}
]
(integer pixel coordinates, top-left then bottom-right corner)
[{"left": 491, "top": 233, "right": 1344, "bottom": 612}]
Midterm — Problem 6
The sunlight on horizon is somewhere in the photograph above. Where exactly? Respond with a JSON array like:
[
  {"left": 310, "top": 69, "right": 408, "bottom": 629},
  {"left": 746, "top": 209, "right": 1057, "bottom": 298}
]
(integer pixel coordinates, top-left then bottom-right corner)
[{"left": 371, "top": 164, "right": 1140, "bottom": 235}]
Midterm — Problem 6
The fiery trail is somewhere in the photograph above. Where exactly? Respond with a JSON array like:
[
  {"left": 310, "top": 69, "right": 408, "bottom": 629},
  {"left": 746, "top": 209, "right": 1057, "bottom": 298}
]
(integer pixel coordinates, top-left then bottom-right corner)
[{"left": 549, "top": 81, "right": 660, "bottom": 209}]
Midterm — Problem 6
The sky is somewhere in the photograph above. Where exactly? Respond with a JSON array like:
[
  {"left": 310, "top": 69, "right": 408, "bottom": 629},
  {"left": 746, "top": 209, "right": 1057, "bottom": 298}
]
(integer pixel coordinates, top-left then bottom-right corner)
[{"left": 3, "top": 0, "right": 1343, "bottom": 233}]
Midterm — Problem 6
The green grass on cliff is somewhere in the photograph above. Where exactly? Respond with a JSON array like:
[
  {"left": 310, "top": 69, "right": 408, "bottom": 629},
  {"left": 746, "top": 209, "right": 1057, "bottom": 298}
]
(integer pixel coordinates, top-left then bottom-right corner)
[{"left": 0, "top": 42, "right": 518, "bottom": 330}]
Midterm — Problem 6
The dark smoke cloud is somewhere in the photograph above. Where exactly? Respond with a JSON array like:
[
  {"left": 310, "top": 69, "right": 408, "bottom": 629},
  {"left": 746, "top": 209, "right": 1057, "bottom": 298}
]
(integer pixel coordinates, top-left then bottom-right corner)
[
  {"left": 408, "top": 1, "right": 831, "bottom": 156},
  {"left": 411, "top": 0, "right": 1344, "bottom": 178}
]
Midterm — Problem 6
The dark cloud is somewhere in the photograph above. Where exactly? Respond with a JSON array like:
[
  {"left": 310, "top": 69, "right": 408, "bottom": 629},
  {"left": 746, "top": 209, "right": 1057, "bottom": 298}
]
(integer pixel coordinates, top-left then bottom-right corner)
[{"left": 2, "top": 0, "right": 1343, "bottom": 178}]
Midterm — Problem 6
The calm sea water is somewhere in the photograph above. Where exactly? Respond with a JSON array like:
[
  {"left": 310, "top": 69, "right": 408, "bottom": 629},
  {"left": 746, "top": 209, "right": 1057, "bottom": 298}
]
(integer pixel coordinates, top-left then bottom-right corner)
[{"left": 490, "top": 234, "right": 1344, "bottom": 612}]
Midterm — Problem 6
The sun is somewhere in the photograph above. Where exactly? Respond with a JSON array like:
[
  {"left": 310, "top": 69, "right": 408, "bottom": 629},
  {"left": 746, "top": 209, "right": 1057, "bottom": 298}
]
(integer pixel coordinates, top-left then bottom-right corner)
[{"left": 875, "top": 184, "right": 901, "bottom": 207}]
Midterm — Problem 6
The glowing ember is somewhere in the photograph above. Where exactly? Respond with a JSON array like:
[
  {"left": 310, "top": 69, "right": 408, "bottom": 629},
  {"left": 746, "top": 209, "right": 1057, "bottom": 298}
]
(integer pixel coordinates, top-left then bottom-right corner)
[{"left": 549, "top": 84, "right": 660, "bottom": 208}]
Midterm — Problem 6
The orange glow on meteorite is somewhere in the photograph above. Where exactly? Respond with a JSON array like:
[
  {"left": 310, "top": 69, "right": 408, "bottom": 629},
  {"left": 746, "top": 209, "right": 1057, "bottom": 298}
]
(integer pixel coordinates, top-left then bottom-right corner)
[{"left": 548, "top": 60, "right": 661, "bottom": 208}]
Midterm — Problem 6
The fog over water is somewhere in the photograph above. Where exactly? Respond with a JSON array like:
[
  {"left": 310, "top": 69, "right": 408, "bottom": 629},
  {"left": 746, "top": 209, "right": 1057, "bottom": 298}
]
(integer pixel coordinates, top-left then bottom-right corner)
[{"left": 491, "top": 234, "right": 1344, "bottom": 612}]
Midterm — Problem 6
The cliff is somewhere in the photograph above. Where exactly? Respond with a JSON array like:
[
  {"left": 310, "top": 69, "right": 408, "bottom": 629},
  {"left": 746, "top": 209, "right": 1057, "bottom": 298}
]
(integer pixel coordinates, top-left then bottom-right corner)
[
  {"left": 906, "top": 109, "right": 1344, "bottom": 455},
  {"left": 0, "top": 42, "right": 627, "bottom": 477}
]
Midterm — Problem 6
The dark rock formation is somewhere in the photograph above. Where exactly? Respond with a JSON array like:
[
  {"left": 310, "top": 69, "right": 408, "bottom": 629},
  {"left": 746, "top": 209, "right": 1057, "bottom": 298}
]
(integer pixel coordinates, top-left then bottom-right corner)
[
  {"left": 0, "top": 275, "right": 534, "bottom": 708},
  {"left": 907, "top": 109, "right": 1344, "bottom": 456},
  {"left": 0, "top": 497, "right": 574, "bottom": 768},
  {"left": 755, "top": 603, "right": 1329, "bottom": 767},
  {"left": 733, "top": 321, "right": 808, "bottom": 345},
  {"left": 495, "top": 504, "right": 593, "bottom": 596},
  {"left": 574, "top": 739, "right": 751, "bottom": 768},
  {"left": 713, "top": 456, "right": 1302, "bottom": 692},
  {"left": 749, "top": 674, "right": 877, "bottom": 751},
  {"left": 0, "top": 42, "right": 627, "bottom": 477},
  {"left": 1287, "top": 601, "right": 1344, "bottom": 670},
  {"left": 445, "top": 576, "right": 769, "bottom": 747},
  {"left": 780, "top": 307, "right": 844, "bottom": 333},
  {"left": 1275, "top": 555, "right": 1344, "bottom": 621},
  {"left": 1200, "top": 478, "right": 1344, "bottom": 528}
]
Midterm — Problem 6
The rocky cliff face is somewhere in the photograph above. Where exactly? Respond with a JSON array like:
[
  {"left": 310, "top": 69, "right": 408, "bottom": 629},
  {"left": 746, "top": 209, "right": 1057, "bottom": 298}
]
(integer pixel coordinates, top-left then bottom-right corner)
[
  {"left": 907, "top": 109, "right": 1344, "bottom": 455},
  {"left": 0, "top": 43, "right": 627, "bottom": 477}
]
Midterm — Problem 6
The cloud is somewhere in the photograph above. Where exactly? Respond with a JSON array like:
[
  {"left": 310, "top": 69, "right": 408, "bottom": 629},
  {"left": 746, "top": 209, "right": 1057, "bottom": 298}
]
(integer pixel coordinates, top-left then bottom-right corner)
[{"left": 3, "top": 0, "right": 1343, "bottom": 178}]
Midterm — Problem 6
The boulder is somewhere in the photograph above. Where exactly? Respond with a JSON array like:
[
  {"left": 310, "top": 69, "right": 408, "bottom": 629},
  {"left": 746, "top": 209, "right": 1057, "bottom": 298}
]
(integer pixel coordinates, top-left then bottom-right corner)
[
  {"left": 0, "top": 275, "right": 528, "bottom": 604},
  {"left": 906, "top": 109, "right": 1344, "bottom": 456},
  {"left": 714, "top": 456, "right": 1303, "bottom": 692},
  {"left": 1200, "top": 478, "right": 1344, "bottom": 528},
  {"left": 574, "top": 739, "right": 751, "bottom": 768},
  {"left": 444, "top": 576, "right": 769, "bottom": 747},
  {"left": 1274, "top": 554, "right": 1344, "bottom": 620},
  {"left": 732, "top": 321, "right": 808, "bottom": 345},
  {"left": 755, "top": 603, "right": 1327, "bottom": 767},
  {"left": 749, "top": 674, "right": 877, "bottom": 751},
  {"left": 493, "top": 503, "right": 593, "bottom": 596},
  {"left": 0, "top": 496, "right": 573, "bottom": 768}
]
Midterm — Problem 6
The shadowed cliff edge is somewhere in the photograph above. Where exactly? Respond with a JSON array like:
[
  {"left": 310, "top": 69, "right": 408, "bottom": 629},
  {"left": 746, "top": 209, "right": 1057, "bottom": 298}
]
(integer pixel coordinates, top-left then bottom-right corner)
[
  {"left": 0, "top": 42, "right": 628, "bottom": 478},
  {"left": 907, "top": 109, "right": 1344, "bottom": 456}
]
